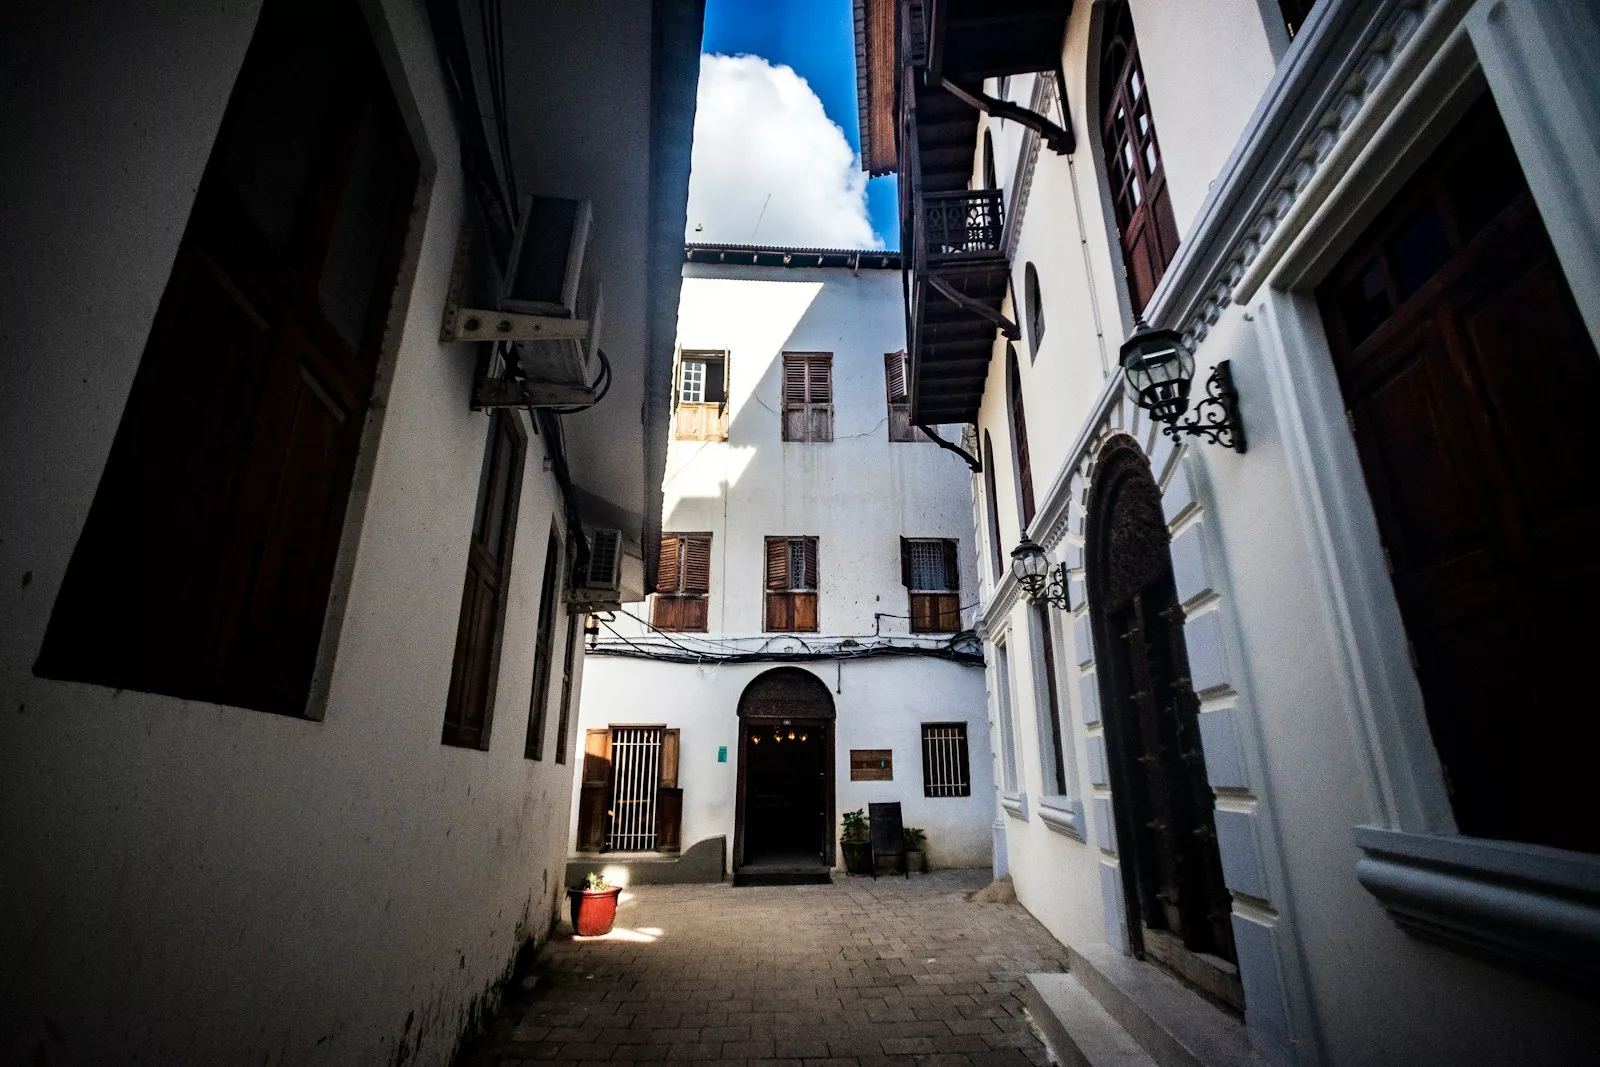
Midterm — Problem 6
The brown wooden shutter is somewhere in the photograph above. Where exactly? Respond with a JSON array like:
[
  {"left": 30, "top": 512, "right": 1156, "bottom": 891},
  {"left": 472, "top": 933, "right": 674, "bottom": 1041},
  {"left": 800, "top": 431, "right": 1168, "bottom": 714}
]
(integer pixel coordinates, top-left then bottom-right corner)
[
  {"left": 942, "top": 539, "right": 960, "bottom": 590},
  {"left": 577, "top": 728, "right": 612, "bottom": 851},
  {"left": 765, "top": 537, "right": 789, "bottom": 589},
  {"left": 885, "top": 351, "right": 907, "bottom": 402},
  {"left": 792, "top": 593, "right": 818, "bottom": 632},
  {"left": 808, "top": 357, "right": 832, "bottom": 403},
  {"left": 523, "top": 528, "right": 561, "bottom": 759},
  {"left": 800, "top": 537, "right": 818, "bottom": 589},
  {"left": 682, "top": 535, "right": 711, "bottom": 594},
  {"left": 783, "top": 357, "right": 808, "bottom": 404},
  {"left": 656, "top": 535, "right": 681, "bottom": 593},
  {"left": 657, "top": 727, "right": 682, "bottom": 852},
  {"left": 1008, "top": 348, "right": 1036, "bottom": 526},
  {"left": 900, "top": 537, "right": 914, "bottom": 587}
]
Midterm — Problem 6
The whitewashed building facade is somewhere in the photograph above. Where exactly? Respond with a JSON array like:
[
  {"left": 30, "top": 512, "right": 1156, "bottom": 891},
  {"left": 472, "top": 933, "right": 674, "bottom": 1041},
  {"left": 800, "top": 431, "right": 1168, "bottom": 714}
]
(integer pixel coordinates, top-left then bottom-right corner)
[
  {"left": 859, "top": 0, "right": 1600, "bottom": 1064},
  {"left": 0, "top": 1, "right": 701, "bottom": 1063},
  {"left": 568, "top": 248, "right": 995, "bottom": 879}
]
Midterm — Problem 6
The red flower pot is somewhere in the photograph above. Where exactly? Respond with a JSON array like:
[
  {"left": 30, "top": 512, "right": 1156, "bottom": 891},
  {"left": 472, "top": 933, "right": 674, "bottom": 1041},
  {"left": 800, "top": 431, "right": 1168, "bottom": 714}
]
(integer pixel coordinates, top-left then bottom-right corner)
[{"left": 567, "top": 886, "right": 622, "bottom": 936}]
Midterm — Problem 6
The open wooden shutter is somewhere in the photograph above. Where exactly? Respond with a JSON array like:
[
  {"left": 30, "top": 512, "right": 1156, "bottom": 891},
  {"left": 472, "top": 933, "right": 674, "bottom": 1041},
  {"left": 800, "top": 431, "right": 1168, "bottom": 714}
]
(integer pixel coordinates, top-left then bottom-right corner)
[
  {"left": 800, "top": 537, "right": 818, "bottom": 589},
  {"left": 656, "top": 535, "right": 681, "bottom": 593},
  {"left": 1008, "top": 349, "right": 1036, "bottom": 526},
  {"left": 765, "top": 537, "right": 788, "bottom": 590},
  {"left": 657, "top": 728, "right": 683, "bottom": 853},
  {"left": 682, "top": 536, "right": 711, "bottom": 594},
  {"left": 885, "top": 351, "right": 907, "bottom": 402},
  {"left": 942, "top": 539, "right": 960, "bottom": 590},
  {"left": 577, "top": 728, "right": 612, "bottom": 851},
  {"left": 900, "top": 537, "right": 914, "bottom": 587}
]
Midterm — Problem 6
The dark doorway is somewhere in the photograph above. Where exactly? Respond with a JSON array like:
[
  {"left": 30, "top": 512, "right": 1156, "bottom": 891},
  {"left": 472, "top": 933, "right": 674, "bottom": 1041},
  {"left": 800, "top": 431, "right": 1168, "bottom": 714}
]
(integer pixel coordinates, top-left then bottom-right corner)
[
  {"left": 734, "top": 668, "right": 836, "bottom": 883},
  {"left": 1318, "top": 96, "right": 1600, "bottom": 854},
  {"left": 1087, "top": 435, "right": 1243, "bottom": 1012}
]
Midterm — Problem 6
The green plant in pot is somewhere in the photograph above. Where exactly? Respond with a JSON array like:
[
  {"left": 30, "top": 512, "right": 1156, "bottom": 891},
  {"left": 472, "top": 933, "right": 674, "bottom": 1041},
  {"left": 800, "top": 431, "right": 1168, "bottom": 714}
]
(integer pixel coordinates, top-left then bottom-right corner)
[
  {"left": 903, "top": 827, "right": 927, "bottom": 873},
  {"left": 568, "top": 871, "right": 622, "bottom": 936},
  {"left": 840, "top": 808, "right": 872, "bottom": 875}
]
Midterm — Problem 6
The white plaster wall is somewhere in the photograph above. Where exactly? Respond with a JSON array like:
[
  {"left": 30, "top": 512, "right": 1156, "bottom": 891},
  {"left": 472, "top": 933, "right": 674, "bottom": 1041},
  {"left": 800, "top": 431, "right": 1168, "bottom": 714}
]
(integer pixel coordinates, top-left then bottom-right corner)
[
  {"left": 572, "top": 265, "right": 995, "bottom": 870},
  {"left": 966, "top": 1, "right": 1600, "bottom": 1064},
  {"left": 0, "top": 2, "right": 614, "bottom": 1063},
  {"left": 573, "top": 658, "right": 995, "bottom": 870},
  {"left": 1126, "top": 0, "right": 1282, "bottom": 237}
]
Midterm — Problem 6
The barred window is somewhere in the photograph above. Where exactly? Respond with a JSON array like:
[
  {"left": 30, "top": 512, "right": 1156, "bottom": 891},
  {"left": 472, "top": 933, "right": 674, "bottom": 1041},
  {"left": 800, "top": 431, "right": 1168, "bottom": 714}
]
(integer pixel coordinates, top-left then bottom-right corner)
[
  {"left": 922, "top": 723, "right": 972, "bottom": 797},
  {"left": 901, "top": 538, "right": 960, "bottom": 633}
]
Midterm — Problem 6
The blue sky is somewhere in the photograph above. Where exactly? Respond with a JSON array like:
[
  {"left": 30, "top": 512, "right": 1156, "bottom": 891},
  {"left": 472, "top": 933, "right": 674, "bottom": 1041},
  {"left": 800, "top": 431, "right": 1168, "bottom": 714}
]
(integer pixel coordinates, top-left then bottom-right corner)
[{"left": 700, "top": 0, "right": 899, "bottom": 248}]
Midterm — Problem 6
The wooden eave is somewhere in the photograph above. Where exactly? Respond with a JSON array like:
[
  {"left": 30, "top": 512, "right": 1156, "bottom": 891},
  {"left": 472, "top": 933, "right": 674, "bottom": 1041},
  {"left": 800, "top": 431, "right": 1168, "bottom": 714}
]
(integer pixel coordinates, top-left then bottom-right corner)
[{"left": 855, "top": 0, "right": 900, "bottom": 176}]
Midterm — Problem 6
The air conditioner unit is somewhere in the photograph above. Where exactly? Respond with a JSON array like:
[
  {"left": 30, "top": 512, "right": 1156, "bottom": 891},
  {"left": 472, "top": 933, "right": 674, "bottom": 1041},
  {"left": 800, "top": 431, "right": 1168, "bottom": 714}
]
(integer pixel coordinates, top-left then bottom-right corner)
[
  {"left": 568, "top": 528, "right": 623, "bottom": 610},
  {"left": 503, "top": 197, "right": 592, "bottom": 316},
  {"left": 504, "top": 197, "right": 603, "bottom": 391}
]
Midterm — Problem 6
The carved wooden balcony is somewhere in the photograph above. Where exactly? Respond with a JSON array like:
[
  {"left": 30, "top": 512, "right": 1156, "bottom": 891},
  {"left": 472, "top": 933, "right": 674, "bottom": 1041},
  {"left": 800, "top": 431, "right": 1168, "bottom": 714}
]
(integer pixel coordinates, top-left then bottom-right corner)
[{"left": 919, "top": 190, "right": 1005, "bottom": 265}]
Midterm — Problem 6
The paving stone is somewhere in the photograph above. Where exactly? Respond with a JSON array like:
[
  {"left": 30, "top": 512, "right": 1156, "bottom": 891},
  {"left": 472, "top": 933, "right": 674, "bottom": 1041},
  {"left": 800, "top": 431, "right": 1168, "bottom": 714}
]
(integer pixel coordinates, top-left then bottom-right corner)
[{"left": 459, "top": 870, "right": 1067, "bottom": 1067}]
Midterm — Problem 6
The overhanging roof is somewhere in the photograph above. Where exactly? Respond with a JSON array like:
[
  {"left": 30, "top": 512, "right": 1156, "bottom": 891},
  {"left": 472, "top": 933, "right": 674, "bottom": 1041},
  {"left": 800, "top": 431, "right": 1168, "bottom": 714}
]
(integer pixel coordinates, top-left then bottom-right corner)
[{"left": 684, "top": 243, "right": 902, "bottom": 270}]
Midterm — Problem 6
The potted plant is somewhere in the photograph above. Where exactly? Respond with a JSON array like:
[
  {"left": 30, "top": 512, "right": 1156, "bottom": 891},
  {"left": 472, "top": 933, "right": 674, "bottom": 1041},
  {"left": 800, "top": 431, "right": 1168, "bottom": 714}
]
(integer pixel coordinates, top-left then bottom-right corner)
[
  {"left": 903, "top": 827, "right": 927, "bottom": 873},
  {"left": 567, "top": 872, "right": 622, "bottom": 936},
  {"left": 839, "top": 808, "right": 872, "bottom": 874}
]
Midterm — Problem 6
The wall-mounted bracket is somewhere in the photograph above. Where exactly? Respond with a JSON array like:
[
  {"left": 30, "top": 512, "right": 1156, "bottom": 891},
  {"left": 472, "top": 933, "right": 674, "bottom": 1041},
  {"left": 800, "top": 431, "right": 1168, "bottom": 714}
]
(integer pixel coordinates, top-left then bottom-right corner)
[
  {"left": 938, "top": 77, "right": 1075, "bottom": 155},
  {"left": 926, "top": 274, "right": 1020, "bottom": 339},
  {"left": 472, "top": 376, "right": 600, "bottom": 410},
  {"left": 438, "top": 224, "right": 592, "bottom": 344}
]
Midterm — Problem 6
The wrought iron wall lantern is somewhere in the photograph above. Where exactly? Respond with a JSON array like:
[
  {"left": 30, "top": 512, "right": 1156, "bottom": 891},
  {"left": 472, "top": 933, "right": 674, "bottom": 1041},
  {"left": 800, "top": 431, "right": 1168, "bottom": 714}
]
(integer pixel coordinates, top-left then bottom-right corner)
[
  {"left": 1010, "top": 535, "right": 1069, "bottom": 611},
  {"left": 1120, "top": 319, "right": 1246, "bottom": 453}
]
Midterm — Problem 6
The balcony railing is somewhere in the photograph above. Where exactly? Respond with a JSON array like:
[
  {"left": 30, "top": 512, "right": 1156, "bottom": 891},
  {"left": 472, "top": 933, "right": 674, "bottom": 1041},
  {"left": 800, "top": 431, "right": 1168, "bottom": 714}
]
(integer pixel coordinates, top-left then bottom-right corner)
[{"left": 919, "top": 189, "right": 1004, "bottom": 264}]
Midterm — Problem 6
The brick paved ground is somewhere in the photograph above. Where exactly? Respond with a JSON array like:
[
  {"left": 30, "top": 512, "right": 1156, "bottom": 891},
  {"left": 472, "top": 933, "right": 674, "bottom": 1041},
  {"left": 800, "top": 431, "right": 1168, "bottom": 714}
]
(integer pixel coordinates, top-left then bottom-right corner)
[{"left": 462, "top": 869, "right": 1068, "bottom": 1066}]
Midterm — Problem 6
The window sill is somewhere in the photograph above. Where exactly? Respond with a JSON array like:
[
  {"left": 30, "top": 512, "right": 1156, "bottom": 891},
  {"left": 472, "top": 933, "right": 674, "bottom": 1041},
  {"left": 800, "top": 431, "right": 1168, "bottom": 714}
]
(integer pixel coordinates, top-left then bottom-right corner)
[
  {"left": 1001, "top": 791, "right": 1030, "bottom": 822},
  {"left": 1036, "top": 795, "right": 1085, "bottom": 841},
  {"left": 1353, "top": 826, "right": 1600, "bottom": 988}
]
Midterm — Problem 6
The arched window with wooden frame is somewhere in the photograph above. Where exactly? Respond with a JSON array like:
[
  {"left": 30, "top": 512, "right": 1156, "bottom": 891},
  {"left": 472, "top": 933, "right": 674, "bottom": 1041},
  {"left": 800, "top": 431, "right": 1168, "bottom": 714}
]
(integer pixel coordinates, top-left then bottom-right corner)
[
  {"left": 1099, "top": 2, "right": 1179, "bottom": 313},
  {"left": 982, "top": 432, "right": 1004, "bottom": 583},
  {"left": 1006, "top": 345, "right": 1036, "bottom": 527}
]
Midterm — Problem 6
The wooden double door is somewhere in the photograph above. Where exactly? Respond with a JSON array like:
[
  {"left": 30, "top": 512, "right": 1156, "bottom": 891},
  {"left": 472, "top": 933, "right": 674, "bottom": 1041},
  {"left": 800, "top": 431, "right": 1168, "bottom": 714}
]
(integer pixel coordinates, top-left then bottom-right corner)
[
  {"left": 1319, "top": 97, "right": 1600, "bottom": 853},
  {"left": 1088, "top": 436, "right": 1242, "bottom": 1011}
]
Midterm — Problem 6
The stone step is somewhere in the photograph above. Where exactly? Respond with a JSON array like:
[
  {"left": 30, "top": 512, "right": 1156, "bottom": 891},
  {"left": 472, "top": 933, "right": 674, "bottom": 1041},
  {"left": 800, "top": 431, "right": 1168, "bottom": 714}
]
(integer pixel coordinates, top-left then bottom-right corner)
[
  {"left": 1025, "top": 972, "right": 1159, "bottom": 1067},
  {"left": 1064, "top": 944, "right": 1272, "bottom": 1067}
]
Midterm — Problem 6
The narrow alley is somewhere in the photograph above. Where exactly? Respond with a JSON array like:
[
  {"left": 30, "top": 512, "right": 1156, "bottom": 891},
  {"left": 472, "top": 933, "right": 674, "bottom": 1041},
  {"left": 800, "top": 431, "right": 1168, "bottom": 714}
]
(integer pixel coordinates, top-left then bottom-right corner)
[{"left": 463, "top": 871, "right": 1063, "bottom": 1066}]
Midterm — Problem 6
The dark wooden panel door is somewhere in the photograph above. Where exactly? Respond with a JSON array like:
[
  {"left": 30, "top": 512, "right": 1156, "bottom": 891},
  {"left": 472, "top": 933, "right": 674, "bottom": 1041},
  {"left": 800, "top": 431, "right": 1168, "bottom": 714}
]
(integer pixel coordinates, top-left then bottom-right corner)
[{"left": 1319, "top": 98, "right": 1600, "bottom": 853}]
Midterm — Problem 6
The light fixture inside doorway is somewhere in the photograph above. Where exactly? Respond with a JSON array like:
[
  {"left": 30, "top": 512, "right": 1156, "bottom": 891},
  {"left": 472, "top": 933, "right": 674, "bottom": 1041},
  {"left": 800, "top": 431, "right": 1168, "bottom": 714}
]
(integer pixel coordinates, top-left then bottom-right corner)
[
  {"left": 1010, "top": 535, "right": 1069, "bottom": 610},
  {"left": 1120, "top": 318, "right": 1246, "bottom": 453}
]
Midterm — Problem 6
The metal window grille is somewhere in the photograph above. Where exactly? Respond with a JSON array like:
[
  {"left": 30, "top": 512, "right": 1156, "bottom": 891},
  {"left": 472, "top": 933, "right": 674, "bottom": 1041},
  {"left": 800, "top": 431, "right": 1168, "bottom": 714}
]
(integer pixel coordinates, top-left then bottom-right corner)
[
  {"left": 680, "top": 361, "right": 705, "bottom": 403},
  {"left": 607, "top": 726, "right": 663, "bottom": 851},
  {"left": 922, "top": 724, "right": 971, "bottom": 797},
  {"left": 789, "top": 539, "right": 815, "bottom": 590},
  {"left": 909, "top": 540, "right": 951, "bottom": 591}
]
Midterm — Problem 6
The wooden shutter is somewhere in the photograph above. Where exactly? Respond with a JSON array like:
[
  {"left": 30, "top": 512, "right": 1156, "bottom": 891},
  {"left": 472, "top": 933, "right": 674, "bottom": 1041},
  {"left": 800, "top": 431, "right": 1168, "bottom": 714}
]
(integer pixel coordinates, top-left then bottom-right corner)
[
  {"left": 765, "top": 537, "right": 789, "bottom": 589},
  {"left": 1009, "top": 349, "right": 1036, "bottom": 526},
  {"left": 808, "top": 358, "right": 832, "bottom": 403},
  {"left": 553, "top": 619, "right": 580, "bottom": 764},
  {"left": 783, "top": 356, "right": 809, "bottom": 404},
  {"left": 682, "top": 536, "right": 711, "bottom": 594},
  {"left": 983, "top": 434, "right": 1004, "bottom": 582},
  {"left": 35, "top": 0, "right": 418, "bottom": 716},
  {"left": 523, "top": 528, "right": 562, "bottom": 759},
  {"left": 885, "top": 351, "right": 907, "bottom": 402},
  {"left": 577, "top": 729, "right": 612, "bottom": 851},
  {"left": 942, "top": 539, "right": 960, "bottom": 590},
  {"left": 656, "top": 535, "right": 682, "bottom": 593},
  {"left": 800, "top": 537, "right": 818, "bottom": 589},
  {"left": 657, "top": 728, "right": 682, "bottom": 852},
  {"left": 900, "top": 537, "right": 914, "bottom": 587}
]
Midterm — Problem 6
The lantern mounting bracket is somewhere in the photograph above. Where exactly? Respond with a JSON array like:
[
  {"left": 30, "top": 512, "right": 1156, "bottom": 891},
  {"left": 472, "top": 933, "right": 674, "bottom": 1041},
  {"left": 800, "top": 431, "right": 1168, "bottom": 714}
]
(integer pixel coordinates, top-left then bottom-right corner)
[{"left": 1159, "top": 361, "right": 1247, "bottom": 453}]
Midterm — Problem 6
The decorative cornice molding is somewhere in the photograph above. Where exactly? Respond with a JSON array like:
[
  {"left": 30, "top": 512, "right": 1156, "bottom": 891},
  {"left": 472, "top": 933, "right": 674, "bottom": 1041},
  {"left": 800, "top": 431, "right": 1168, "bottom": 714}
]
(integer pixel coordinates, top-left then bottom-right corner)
[
  {"left": 1142, "top": 0, "right": 1451, "bottom": 350},
  {"left": 1001, "top": 74, "right": 1056, "bottom": 263}
]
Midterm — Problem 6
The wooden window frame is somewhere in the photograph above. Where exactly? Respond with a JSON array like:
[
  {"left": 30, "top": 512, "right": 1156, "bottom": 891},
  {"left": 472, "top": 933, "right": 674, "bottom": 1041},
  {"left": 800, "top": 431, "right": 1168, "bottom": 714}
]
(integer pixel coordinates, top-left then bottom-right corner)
[
  {"left": 652, "top": 532, "right": 712, "bottom": 632},
  {"left": 442, "top": 410, "right": 528, "bottom": 750},
  {"left": 781, "top": 352, "right": 833, "bottom": 442},
  {"left": 553, "top": 612, "right": 581, "bottom": 763},
  {"left": 1099, "top": 2, "right": 1180, "bottom": 314},
  {"left": 524, "top": 527, "right": 563, "bottom": 759},
  {"left": 1007, "top": 345, "right": 1036, "bottom": 526},
  {"left": 33, "top": 0, "right": 419, "bottom": 718},
  {"left": 674, "top": 349, "right": 729, "bottom": 441},
  {"left": 921, "top": 723, "right": 972, "bottom": 798},
  {"left": 901, "top": 537, "right": 961, "bottom": 633},
  {"left": 982, "top": 432, "right": 1004, "bottom": 583},
  {"left": 764, "top": 535, "right": 819, "bottom": 632}
]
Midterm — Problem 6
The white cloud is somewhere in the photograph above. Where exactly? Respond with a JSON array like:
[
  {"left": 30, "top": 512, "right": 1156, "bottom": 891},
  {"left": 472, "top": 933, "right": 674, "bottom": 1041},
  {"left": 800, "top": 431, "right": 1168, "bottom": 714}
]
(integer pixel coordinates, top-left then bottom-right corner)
[{"left": 686, "top": 54, "right": 882, "bottom": 249}]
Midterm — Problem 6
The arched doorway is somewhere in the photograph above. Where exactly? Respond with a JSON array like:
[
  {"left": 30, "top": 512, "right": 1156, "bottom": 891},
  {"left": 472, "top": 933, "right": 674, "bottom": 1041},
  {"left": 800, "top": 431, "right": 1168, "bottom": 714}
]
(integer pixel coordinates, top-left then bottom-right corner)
[
  {"left": 1085, "top": 434, "right": 1242, "bottom": 1012},
  {"left": 734, "top": 667, "right": 836, "bottom": 877}
]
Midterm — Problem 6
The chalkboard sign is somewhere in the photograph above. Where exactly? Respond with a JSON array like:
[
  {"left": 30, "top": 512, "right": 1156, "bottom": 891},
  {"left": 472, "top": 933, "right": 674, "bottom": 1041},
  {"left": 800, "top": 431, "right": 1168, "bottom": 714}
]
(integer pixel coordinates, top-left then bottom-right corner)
[{"left": 868, "top": 802, "right": 908, "bottom": 879}]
